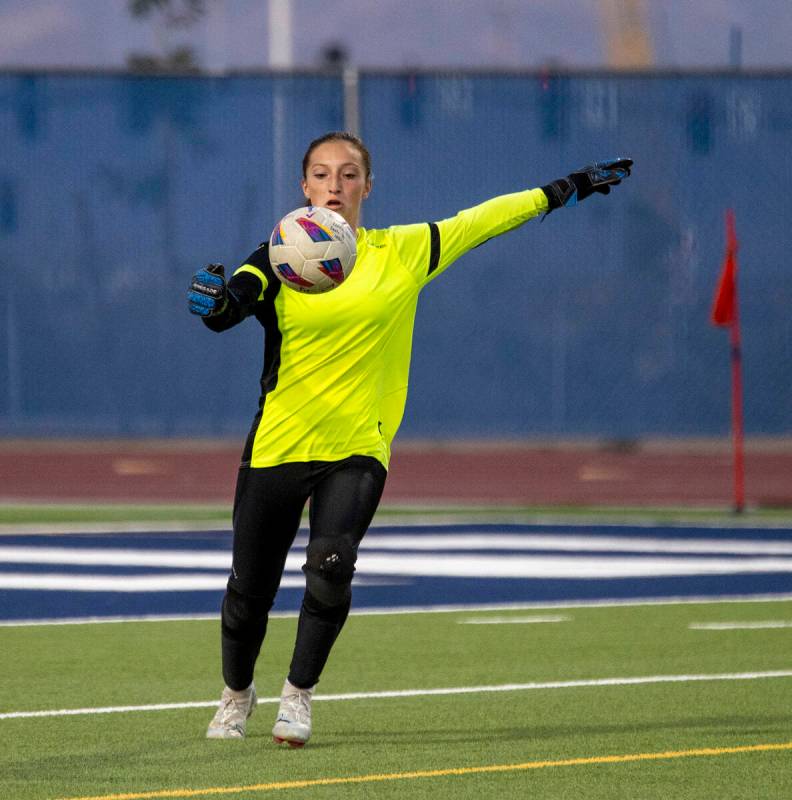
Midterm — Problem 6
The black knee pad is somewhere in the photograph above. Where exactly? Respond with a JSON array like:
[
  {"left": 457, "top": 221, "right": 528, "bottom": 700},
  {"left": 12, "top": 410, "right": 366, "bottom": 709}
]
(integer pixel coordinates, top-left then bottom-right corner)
[{"left": 302, "top": 536, "right": 356, "bottom": 607}]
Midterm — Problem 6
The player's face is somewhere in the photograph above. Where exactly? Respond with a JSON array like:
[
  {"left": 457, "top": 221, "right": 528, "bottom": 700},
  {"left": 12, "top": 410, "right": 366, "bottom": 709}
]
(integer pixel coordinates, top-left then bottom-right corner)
[{"left": 301, "top": 141, "right": 371, "bottom": 229}]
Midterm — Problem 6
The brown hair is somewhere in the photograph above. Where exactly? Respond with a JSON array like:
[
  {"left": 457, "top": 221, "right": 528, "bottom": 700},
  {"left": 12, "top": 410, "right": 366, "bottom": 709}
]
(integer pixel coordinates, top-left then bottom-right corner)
[{"left": 301, "top": 131, "right": 372, "bottom": 181}]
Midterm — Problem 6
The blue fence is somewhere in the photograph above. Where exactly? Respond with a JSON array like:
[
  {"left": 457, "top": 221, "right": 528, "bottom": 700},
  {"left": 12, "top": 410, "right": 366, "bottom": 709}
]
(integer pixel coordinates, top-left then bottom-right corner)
[{"left": 1, "top": 71, "right": 790, "bottom": 439}]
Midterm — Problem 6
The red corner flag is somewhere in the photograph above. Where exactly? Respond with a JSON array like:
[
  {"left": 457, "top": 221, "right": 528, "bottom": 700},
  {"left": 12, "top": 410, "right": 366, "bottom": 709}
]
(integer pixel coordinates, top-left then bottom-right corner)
[
  {"left": 711, "top": 209, "right": 738, "bottom": 325},
  {"left": 710, "top": 209, "right": 745, "bottom": 512}
]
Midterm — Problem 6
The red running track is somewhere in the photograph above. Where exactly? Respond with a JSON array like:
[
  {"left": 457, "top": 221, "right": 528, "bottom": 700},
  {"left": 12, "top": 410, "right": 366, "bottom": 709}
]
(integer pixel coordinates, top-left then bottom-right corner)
[{"left": 1, "top": 439, "right": 791, "bottom": 508}]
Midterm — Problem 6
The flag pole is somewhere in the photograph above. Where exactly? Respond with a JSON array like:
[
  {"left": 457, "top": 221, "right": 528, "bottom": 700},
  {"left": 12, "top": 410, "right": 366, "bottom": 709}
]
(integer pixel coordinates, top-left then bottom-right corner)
[
  {"left": 728, "top": 280, "right": 745, "bottom": 513},
  {"left": 711, "top": 209, "right": 745, "bottom": 513}
]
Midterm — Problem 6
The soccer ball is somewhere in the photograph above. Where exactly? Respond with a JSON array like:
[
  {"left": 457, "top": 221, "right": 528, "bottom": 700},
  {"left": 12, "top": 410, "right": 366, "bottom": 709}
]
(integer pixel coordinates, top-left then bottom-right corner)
[{"left": 268, "top": 206, "right": 357, "bottom": 294}]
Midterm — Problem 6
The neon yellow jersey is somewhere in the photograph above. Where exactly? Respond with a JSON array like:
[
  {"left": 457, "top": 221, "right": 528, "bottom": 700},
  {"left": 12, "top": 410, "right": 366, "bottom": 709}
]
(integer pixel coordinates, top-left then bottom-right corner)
[{"left": 219, "top": 188, "right": 548, "bottom": 469}]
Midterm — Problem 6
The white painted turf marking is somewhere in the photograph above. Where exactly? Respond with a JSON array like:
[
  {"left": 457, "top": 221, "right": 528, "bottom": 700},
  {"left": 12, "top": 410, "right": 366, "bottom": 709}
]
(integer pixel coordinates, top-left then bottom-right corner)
[
  {"left": 4, "top": 534, "right": 792, "bottom": 567},
  {"left": 354, "top": 553, "right": 792, "bottom": 578},
  {"left": 690, "top": 620, "right": 792, "bottom": 630},
  {"left": 0, "top": 570, "right": 400, "bottom": 592},
  {"left": 3, "top": 547, "right": 792, "bottom": 587},
  {"left": 0, "top": 572, "right": 258, "bottom": 592},
  {"left": 459, "top": 615, "right": 571, "bottom": 624},
  {"left": 2, "top": 670, "right": 791, "bottom": 721},
  {"left": 362, "top": 534, "right": 792, "bottom": 555},
  {"left": 0, "top": 613, "right": 221, "bottom": 627},
  {"left": 0, "top": 546, "right": 233, "bottom": 568},
  {"left": 3, "top": 530, "right": 792, "bottom": 592},
  {"left": 5, "top": 554, "right": 792, "bottom": 590},
  {"left": 2, "top": 594, "right": 792, "bottom": 627}
]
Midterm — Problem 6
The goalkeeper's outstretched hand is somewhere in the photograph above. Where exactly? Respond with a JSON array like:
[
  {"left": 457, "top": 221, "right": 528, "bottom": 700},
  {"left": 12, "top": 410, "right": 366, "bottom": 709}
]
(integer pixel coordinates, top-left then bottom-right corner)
[
  {"left": 542, "top": 158, "right": 633, "bottom": 215},
  {"left": 188, "top": 263, "right": 228, "bottom": 317}
]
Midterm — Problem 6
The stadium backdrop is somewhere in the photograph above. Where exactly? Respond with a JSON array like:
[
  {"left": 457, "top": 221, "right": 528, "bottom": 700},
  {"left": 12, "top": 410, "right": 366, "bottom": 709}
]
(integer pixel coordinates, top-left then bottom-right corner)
[{"left": 0, "top": 70, "right": 790, "bottom": 440}]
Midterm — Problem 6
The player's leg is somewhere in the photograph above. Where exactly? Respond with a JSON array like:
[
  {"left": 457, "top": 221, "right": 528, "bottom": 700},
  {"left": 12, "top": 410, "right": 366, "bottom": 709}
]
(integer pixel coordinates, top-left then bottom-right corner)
[
  {"left": 222, "top": 463, "right": 311, "bottom": 688},
  {"left": 272, "top": 456, "right": 386, "bottom": 747},
  {"left": 208, "top": 462, "right": 310, "bottom": 739},
  {"left": 290, "top": 456, "right": 387, "bottom": 686}
]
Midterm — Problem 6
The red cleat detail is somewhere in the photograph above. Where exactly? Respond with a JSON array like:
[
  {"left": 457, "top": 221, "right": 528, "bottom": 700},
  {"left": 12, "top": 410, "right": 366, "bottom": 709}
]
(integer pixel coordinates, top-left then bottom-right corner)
[{"left": 273, "top": 736, "right": 306, "bottom": 749}]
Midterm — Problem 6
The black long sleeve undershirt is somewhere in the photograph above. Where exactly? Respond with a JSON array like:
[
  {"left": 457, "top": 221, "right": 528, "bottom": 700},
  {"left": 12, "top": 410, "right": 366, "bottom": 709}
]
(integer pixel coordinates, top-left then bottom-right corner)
[
  {"left": 202, "top": 271, "right": 263, "bottom": 332},
  {"left": 202, "top": 245, "right": 271, "bottom": 332}
]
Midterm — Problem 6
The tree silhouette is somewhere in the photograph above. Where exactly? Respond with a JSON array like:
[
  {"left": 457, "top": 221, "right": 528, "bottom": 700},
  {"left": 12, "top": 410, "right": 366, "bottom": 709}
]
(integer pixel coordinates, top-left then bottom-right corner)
[
  {"left": 126, "top": 0, "right": 211, "bottom": 72},
  {"left": 129, "top": 0, "right": 207, "bottom": 27}
]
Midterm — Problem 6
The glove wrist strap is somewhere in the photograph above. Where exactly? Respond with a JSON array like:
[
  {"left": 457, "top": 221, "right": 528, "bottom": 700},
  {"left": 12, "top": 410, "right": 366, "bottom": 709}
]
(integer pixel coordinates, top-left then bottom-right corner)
[{"left": 541, "top": 178, "right": 575, "bottom": 210}]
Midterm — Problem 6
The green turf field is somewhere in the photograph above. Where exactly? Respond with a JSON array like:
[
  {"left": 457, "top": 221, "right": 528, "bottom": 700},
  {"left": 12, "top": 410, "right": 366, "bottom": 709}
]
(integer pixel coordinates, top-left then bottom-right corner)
[
  {"left": 1, "top": 502, "right": 791, "bottom": 527},
  {"left": 2, "top": 599, "right": 791, "bottom": 799}
]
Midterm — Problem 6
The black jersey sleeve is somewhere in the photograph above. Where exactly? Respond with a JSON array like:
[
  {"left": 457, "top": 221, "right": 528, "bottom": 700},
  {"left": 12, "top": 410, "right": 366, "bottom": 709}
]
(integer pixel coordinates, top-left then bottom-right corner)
[{"left": 202, "top": 245, "right": 271, "bottom": 332}]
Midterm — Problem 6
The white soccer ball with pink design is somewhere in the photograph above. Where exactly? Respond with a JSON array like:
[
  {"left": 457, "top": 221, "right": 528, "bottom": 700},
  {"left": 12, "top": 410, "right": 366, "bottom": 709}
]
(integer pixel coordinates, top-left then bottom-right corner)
[{"left": 268, "top": 206, "right": 357, "bottom": 294}]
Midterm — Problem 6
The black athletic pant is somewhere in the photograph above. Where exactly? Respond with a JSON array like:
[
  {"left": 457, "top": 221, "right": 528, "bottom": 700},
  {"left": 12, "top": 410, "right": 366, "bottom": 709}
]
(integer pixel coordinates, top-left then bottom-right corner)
[{"left": 220, "top": 455, "right": 387, "bottom": 691}]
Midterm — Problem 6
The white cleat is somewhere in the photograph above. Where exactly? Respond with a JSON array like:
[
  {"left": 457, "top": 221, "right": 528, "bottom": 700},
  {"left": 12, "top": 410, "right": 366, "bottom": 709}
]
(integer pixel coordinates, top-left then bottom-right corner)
[
  {"left": 206, "top": 684, "right": 257, "bottom": 739},
  {"left": 272, "top": 679, "right": 314, "bottom": 748}
]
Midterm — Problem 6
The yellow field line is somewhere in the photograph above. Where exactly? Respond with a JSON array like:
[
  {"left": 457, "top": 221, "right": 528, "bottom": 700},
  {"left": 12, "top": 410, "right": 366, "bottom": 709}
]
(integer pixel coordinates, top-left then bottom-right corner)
[{"left": 55, "top": 741, "right": 792, "bottom": 800}]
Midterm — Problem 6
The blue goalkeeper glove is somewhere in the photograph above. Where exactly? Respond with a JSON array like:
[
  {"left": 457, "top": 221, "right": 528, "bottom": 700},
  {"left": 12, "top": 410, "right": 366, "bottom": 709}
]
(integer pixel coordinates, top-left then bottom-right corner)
[
  {"left": 541, "top": 158, "right": 633, "bottom": 215},
  {"left": 188, "top": 263, "right": 228, "bottom": 317}
]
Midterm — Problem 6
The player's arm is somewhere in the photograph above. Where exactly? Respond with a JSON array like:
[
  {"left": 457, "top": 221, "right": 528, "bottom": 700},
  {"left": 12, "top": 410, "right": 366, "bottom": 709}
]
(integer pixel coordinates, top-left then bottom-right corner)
[
  {"left": 430, "top": 187, "right": 549, "bottom": 278},
  {"left": 388, "top": 189, "right": 546, "bottom": 287},
  {"left": 398, "top": 158, "right": 632, "bottom": 286},
  {"left": 188, "top": 245, "right": 271, "bottom": 332}
]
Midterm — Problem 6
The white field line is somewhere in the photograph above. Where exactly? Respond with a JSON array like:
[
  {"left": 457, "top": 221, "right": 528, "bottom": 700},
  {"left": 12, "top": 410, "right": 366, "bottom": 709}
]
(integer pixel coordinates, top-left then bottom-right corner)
[
  {"left": 3, "top": 535, "right": 792, "bottom": 568},
  {"left": 3, "top": 548, "right": 792, "bottom": 582},
  {"left": 0, "top": 547, "right": 233, "bottom": 568},
  {"left": 357, "top": 554, "right": 792, "bottom": 578},
  {"left": 3, "top": 594, "right": 792, "bottom": 627},
  {"left": 0, "top": 573, "right": 283, "bottom": 592},
  {"left": 362, "top": 534, "right": 792, "bottom": 555},
  {"left": 0, "top": 573, "right": 400, "bottom": 593},
  {"left": 0, "top": 613, "right": 222, "bottom": 627},
  {"left": 4, "top": 557, "right": 792, "bottom": 591},
  {"left": 459, "top": 615, "right": 571, "bottom": 625},
  {"left": 3, "top": 670, "right": 792, "bottom": 721},
  {"left": 689, "top": 620, "right": 792, "bottom": 630}
]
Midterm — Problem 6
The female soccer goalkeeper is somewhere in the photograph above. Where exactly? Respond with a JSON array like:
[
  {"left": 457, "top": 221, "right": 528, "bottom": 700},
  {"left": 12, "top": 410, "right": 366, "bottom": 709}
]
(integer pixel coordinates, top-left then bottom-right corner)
[{"left": 188, "top": 131, "right": 631, "bottom": 747}]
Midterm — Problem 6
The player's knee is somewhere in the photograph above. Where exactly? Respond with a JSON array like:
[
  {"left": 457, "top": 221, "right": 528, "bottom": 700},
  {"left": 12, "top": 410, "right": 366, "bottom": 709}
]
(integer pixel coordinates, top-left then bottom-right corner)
[
  {"left": 221, "top": 586, "right": 272, "bottom": 636},
  {"left": 302, "top": 536, "right": 356, "bottom": 607}
]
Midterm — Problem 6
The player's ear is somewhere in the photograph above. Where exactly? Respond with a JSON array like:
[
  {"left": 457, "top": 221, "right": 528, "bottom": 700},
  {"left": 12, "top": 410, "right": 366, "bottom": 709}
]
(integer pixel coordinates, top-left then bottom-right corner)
[
  {"left": 301, "top": 179, "right": 310, "bottom": 201},
  {"left": 363, "top": 177, "right": 372, "bottom": 199}
]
